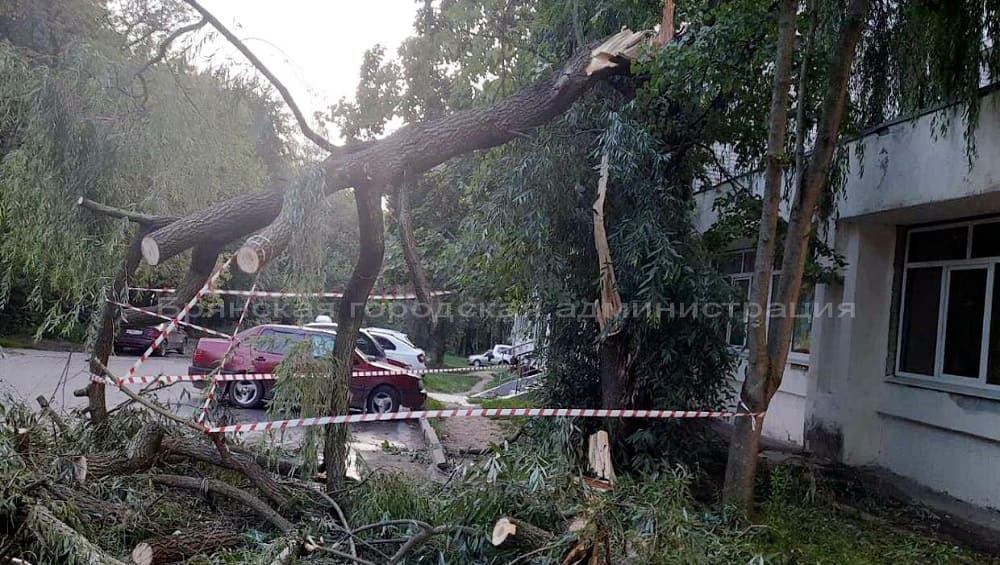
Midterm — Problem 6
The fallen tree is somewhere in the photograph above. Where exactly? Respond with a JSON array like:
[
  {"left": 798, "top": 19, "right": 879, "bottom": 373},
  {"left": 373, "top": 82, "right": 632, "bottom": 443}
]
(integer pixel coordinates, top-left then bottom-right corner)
[{"left": 91, "top": 0, "right": 660, "bottom": 497}]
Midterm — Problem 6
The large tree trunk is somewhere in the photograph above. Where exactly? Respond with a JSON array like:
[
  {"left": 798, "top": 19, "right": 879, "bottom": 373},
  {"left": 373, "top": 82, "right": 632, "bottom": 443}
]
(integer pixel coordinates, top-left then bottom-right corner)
[
  {"left": 724, "top": 0, "right": 871, "bottom": 510},
  {"left": 324, "top": 184, "right": 385, "bottom": 498},
  {"left": 82, "top": 202, "right": 175, "bottom": 425}
]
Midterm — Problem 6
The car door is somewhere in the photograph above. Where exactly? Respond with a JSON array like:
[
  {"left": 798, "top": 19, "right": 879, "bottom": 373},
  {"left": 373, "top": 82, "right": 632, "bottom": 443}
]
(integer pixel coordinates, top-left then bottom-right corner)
[{"left": 250, "top": 328, "right": 301, "bottom": 373}]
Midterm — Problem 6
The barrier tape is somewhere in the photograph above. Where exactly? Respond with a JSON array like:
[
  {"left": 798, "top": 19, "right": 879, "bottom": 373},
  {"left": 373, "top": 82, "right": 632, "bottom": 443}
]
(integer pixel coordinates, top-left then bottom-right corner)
[
  {"left": 101, "top": 366, "right": 519, "bottom": 385},
  {"left": 197, "top": 276, "right": 260, "bottom": 425},
  {"left": 204, "top": 408, "right": 764, "bottom": 433},
  {"left": 118, "top": 256, "right": 234, "bottom": 386},
  {"left": 107, "top": 300, "right": 233, "bottom": 339},
  {"left": 127, "top": 287, "right": 452, "bottom": 300}
]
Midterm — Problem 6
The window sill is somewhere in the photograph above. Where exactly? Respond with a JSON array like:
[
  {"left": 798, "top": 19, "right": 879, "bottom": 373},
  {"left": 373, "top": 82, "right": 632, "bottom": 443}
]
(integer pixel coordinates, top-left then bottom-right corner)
[
  {"left": 729, "top": 347, "right": 811, "bottom": 368},
  {"left": 887, "top": 374, "right": 1000, "bottom": 402}
]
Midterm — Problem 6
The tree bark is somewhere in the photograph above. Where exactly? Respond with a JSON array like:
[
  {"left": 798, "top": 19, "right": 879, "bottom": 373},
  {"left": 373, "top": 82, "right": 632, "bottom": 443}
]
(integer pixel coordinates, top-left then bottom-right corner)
[
  {"left": 140, "top": 190, "right": 283, "bottom": 266},
  {"left": 80, "top": 422, "right": 167, "bottom": 480},
  {"left": 724, "top": 0, "right": 871, "bottom": 510},
  {"left": 131, "top": 525, "right": 241, "bottom": 565},
  {"left": 491, "top": 517, "right": 555, "bottom": 549},
  {"left": 324, "top": 184, "right": 385, "bottom": 497},
  {"left": 138, "top": 474, "right": 296, "bottom": 534},
  {"left": 722, "top": 0, "right": 799, "bottom": 510}
]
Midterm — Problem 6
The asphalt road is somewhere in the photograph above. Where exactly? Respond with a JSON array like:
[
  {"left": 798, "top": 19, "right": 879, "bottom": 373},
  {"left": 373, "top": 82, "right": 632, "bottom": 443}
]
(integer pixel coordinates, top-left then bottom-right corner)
[{"left": 0, "top": 348, "right": 425, "bottom": 474}]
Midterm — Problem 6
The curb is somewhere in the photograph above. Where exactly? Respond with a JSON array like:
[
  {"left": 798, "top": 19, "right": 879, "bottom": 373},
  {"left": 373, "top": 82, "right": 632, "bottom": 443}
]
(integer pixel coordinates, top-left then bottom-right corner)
[{"left": 419, "top": 418, "right": 448, "bottom": 468}]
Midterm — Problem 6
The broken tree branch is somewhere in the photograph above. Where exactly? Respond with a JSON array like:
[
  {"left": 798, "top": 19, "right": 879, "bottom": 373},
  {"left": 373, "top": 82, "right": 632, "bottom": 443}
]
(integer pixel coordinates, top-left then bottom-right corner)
[
  {"left": 137, "top": 474, "right": 296, "bottom": 534},
  {"left": 178, "top": 0, "right": 337, "bottom": 153},
  {"left": 131, "top": 524, "right": 241, "bottom": 565},
  {"left": 25, "top": 505, "right": 128, "bottom": 565},
  {"left": 135, "top": 17, "right": 207, "bottom": 77},
  {"left": 77, "top": 196, "right": 177, "bottom": 227},
  {"left": 492, "top": 517, "right": 555, "bottom": 550}
]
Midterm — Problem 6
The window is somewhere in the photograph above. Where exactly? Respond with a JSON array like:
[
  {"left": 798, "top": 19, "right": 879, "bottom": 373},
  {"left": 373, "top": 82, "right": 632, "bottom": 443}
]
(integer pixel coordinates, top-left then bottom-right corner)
[
  {"left": 374, "top": 336, "right": 395, "bottom": 350},
  {"left": 722, "top": 250, "right": 814, "bottom": 354},
  {"left": 356, "top": 334, "right": 380, "bottom": 357},
  {"left": 310, "top": 334, "right": 335, "bottom": 358},
  {"left": 896, "top": 219, "right": 1000, "bottom": 389},
  {"left": 253, "top": 329, "right": 301, "bottom": 354}
]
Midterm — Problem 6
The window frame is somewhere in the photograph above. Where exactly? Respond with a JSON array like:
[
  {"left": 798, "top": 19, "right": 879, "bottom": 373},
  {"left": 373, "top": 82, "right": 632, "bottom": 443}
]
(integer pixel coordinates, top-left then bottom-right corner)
[
  {"left": 721, "top": 250, "right": 813, "bottom": 362},
  {"left": 894, "top": 218, "right": 1000, "bottom": 391}
]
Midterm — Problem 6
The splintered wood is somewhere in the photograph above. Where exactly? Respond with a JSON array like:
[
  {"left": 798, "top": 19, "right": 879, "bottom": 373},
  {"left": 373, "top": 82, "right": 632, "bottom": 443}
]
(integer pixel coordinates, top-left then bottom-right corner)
[{"left": 586, "top": 430, "right": 616, "bottom": 490}]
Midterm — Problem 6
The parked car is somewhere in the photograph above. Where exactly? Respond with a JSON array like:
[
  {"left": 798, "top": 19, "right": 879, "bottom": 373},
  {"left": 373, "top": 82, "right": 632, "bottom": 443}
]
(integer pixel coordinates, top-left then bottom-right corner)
[
  {"left": 365, "top": 328, "right": 427, "bottom": 370},
  {"left": 189, "top": 324, "right": 426, "bottom": 411},
  {"left": 364, "top": 327, "right": 414, "bottom": 344},
  {"left": 115, "top": 323, "right": 187, "bottom": 356},
  {"left": 305, "top": 316, "right": 408, "bottom": 368},
  {"left": 468, "top": 344, "right": 512, "bottom": 367}
]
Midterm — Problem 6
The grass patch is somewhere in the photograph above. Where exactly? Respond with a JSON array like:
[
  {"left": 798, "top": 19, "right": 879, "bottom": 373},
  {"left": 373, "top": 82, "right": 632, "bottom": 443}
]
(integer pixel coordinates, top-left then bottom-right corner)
[
  {"left": 753, "top": 467, "right": 999, "bottom": 564},
  {"left": 442, "top": 353, "right": 470, "bottom": 368},
  {"left": 0, "top": 335, "right": 36, "bottom": 349},
  {"left": 421, "top": 372, "right": 481, "bottom": 393},
  {"left": 423, "top": 396, "right": 445, "bottom": 410},
  {"left": 469, "top": 392, "right": 540, "bottom": 409}
]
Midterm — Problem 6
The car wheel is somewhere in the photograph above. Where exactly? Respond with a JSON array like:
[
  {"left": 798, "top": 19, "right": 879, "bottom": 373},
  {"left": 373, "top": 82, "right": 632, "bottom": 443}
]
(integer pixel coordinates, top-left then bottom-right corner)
[
  {"left": 366, "top": 385, "right": 400, "bottom": 414},
  {"left": 177, "top": 337, "right": 187, "bottom": 355},
  {"left": 229, "top": 380, "right": 264, "bottom": 409},
  {"left": 472, "top": 360, "right": 482, "bottom": 367}
]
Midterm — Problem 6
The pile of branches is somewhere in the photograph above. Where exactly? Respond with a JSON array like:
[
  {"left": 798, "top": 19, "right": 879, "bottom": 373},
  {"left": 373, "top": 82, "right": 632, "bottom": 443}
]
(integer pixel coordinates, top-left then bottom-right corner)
[{"left": 0, "top": 397, "right": 477, "bottom": 564}]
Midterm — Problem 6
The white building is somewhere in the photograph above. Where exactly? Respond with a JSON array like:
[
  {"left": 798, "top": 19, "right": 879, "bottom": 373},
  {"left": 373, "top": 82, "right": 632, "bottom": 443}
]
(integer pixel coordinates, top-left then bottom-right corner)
[{"left": 694, "top": 85, "right": 1000, "bottom": 510}]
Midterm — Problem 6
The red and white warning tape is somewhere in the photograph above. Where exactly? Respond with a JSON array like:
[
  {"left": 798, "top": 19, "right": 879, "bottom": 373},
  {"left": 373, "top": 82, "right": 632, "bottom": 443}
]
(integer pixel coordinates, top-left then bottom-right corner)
[
  {"left": 197, "top": 277, "right": 259, "bottom": 425},
  {"left": 118, "top": 256, "right": 234, "bottom": 386},
  {"left": 107, "top": 300, "right": 233, "bottom": 339},
  {"left": 204, "top": 407, "right": 764, "bottom": 433},
  {"left": 128, "top": 287, "right": 452, "bottom": 300},
  {"left": 103, "top": 366, "right": 514, "bottom": 385}
]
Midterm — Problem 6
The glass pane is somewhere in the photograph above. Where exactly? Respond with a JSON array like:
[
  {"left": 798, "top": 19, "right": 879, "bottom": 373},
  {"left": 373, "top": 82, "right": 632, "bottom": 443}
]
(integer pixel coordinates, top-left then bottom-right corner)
[
  {"left": 942, "top": 268, "right": 987, "bottom": 378},
  {"left": 741, "top": 250, "right": 757, "bottom": 273},
  {"left": 311, "top": 334, "right": 335, "bottom": 358},
  {"left": 792, "top": 285, "right": 814, "bottom": 354},
  {"left": 256, "top": 330, "right": 298, "bottom": 354},
  {"left": 899, "top": 267, "right": 942, "bottom": 375},
  {"left": 721, "top": 253, "right": 745, "bottom": 275},
  {"left": 728, "top": 278, "right": 750, "bottom": 347},
  {"left": 907, "top": 227, "right": 968, "bottom": 262},
  {"left": 988, "top": 267, "right": 1000, "bottom": 385},
  {"left": 972, "top": 222, "right": 1000, "bottom": 258}
]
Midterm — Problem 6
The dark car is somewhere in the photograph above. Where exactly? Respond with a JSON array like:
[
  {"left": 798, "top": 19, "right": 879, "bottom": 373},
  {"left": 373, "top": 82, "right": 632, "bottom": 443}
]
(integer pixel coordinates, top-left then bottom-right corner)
[
  {"left": 189, "top": 324, "right": 426, "bottom": 412},
  {"left": 114, "top": 323, "right": 188, "bottom": 356}
]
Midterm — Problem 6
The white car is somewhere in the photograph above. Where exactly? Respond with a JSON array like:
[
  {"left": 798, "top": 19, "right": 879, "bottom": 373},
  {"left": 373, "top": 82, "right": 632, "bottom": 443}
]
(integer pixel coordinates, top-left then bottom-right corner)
[
  {"left": 366, "top": 329, "right": 427, "bottom": 370},
  {"left": 468, "top": 344, "right": 512, "bottom": 367}
]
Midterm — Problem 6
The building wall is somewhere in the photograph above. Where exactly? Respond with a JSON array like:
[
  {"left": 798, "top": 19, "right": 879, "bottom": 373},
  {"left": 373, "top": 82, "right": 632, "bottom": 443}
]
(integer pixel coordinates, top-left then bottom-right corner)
[{"left": 694, "top": 88, "right": 1000, "bottom": 510}]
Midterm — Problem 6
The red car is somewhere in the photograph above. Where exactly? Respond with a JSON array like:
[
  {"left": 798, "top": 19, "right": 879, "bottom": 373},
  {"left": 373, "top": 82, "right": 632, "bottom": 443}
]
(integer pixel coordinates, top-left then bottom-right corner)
[{"left": 189, "top": 324, "right": 426, "bottom": 412}]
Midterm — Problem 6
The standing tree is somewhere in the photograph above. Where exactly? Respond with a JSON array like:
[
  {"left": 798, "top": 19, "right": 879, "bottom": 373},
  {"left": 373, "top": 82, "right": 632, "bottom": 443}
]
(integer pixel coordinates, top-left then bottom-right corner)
[{"left": 723, "top": 0, "right": 872, "bottom": 509}]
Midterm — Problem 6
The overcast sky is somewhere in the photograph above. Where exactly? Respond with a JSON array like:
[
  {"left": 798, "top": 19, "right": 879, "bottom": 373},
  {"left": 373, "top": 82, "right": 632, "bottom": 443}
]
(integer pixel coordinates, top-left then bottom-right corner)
[{"left": 195, "top": 1, "right": 418, "bottom": 141}]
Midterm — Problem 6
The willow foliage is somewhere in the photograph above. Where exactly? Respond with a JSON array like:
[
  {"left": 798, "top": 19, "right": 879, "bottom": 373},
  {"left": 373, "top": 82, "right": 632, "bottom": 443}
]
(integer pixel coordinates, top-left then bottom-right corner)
[{"left": 0, "top": 0, "right": 289, "bottom": 337}]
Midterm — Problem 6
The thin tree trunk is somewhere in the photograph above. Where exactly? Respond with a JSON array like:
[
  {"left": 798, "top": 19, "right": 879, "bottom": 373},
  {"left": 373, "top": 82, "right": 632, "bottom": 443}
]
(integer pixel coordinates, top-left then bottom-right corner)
[
  {"left": 395, "top": 177, "right": 444, "bottom": 367},
  {"left": 722, "top": 0, "right": 799, "bottom": 509},
  {"left": 324, "top": 184, "right": 385, "bottom": 498},
  {"left": 724, "top": 0, "right": 871, "bottom": 509}
]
